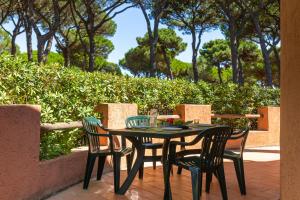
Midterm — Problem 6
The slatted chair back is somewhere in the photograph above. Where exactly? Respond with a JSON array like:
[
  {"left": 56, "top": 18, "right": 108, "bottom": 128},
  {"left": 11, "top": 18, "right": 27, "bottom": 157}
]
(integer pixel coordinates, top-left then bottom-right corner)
[
  {"left": 125, "top": 115, "right": 152, "bottom": 143},
  {"left": 230, "top": 128, "right": 250, "bottom": 157},
  {"left": 199, "top": 126, "right": 232, "bottom": 171},
  {"left": 82, "top": 117, "right": 113, "bottom": 154}
]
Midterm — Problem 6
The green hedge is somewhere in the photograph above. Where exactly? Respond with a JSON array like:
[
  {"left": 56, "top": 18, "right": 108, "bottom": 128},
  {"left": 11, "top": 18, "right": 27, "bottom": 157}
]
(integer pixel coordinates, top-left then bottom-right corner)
[{"left": 0, "top": 55, "right": 280, "bottom": 159}]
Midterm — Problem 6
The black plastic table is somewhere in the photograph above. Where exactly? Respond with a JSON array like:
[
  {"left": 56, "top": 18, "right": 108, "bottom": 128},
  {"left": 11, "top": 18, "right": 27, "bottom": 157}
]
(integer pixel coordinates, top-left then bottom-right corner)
[{"left": 109, "top": 125, "right": 212, "bottom": 200}]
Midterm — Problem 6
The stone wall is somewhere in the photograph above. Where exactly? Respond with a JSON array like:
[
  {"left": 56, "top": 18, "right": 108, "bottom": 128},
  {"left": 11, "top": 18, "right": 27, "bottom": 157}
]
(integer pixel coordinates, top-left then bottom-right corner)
[{"left": 0, "top": 105, "right": 108, "bottom": 200}]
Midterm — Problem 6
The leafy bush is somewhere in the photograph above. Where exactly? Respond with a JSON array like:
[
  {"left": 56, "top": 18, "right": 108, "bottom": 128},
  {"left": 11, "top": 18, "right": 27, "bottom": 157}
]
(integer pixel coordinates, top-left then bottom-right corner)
[{"left": 0, "top": 55, "right": 280, "bottom": 159}]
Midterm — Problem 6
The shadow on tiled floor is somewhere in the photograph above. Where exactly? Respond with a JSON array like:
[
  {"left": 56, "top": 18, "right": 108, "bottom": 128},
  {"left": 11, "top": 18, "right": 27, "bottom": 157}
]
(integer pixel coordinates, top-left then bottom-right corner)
[{"left": 47, "top": 146, "right": 280, "bottom": 200}]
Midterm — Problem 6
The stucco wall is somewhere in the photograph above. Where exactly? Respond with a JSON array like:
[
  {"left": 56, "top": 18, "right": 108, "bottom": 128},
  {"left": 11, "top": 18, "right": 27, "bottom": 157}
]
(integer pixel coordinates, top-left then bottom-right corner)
[
  {"left": 281, "top": 0, "right": 300, "bottom": 199},
  {"left": 0, "top": 105, "right": 108, "bottom": 200},
  {"left": 0, "top": 105, "right": 41, "bottom": 200}
]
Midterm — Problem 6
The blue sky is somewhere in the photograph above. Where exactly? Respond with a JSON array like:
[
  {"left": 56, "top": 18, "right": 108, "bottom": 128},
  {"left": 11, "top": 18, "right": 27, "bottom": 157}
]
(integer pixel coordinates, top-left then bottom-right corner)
[{"left": 5, "top": 7, "right": 224, "bottom": 64}]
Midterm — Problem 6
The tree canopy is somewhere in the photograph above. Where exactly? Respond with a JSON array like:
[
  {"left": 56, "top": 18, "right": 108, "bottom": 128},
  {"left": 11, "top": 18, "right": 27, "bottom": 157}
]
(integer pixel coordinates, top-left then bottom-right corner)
[{"left": 0, "top": 0, "right": 280, "bottom": 87}]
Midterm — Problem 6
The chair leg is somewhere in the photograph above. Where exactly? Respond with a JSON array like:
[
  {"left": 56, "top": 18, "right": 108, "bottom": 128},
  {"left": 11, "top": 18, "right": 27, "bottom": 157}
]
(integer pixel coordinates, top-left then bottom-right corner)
[
  {"left": 83, "top": 154, "right": 96, "bottom": 189},
  {"left": 233, "top": 158, "right": 246, "bottom": 195},
  {"left": 126, "top": 154, "right": 132, "bottom": 175},
  {"left": 205, "top": 172, "right": 213, "bottom": 193},
  {"left": 113, "top": 155, "right": 121, "bottom": 193},
  {"left": 177, "top": 166, "right": 183, "bottom": 174},
  {"left": 139, "top": 162, "right": 144, "bottom": 179},
  {"left": 214, "top": 165, "right": 228, "bottom": 200},
  {"left": 152, "top": 148, "right": 157, "bottom": 169},
  {"left": 97, "top": 155, "right": 106, "bottom": 180},
  {"left": 190, "top": 167, "right": 203, "bottom": 200},
  {"left": 129, "top": 147, "right": 135, "bottom": 170}
]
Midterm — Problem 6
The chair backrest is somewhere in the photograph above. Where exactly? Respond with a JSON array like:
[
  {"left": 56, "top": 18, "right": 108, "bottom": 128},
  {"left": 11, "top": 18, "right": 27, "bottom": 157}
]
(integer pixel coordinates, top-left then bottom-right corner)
[
  {"left": 230, "top": 127, "right": 250, "bottom": 157},
  {"left": 199, "top": 126, "right": 232, "bottom": 170},
  {"left": 82, "top": 117, "right": 112, "bottom": 153},
  {"left": 126, "top": 115, "right": 150, "bottom": 128},
  {"left": 125, "top": 115, "right": 152, "bottom": 143}
]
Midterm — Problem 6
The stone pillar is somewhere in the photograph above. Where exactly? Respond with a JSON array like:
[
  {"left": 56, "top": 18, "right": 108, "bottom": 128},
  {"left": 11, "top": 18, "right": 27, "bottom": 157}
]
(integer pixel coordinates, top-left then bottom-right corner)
[
  {"left": 0, "top": 105, "right": 41, "bottom": 200},
  {"left": 95, "top": 103, "right": 138, "bottom": 169},
  {"left": 258, "top": 106, "right": 280, "bottom": 144},
  {"left": 95, "top": 103, "right": 138, "bottom": 129},
  {"left": 173, "top": 104, "right": 211, "bottom": 148},
  {"left": 174, "top": 104, "right": 211, "bottom": 123},
  {"left": 281, "top": 0, "right": 300, "bottom": 199}
]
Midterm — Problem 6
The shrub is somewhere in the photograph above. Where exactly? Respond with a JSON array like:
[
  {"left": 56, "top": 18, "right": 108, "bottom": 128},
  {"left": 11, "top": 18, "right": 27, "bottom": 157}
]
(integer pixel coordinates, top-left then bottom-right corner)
[{"left": 0, "top": 55, "right": 280, "bottom": 159}]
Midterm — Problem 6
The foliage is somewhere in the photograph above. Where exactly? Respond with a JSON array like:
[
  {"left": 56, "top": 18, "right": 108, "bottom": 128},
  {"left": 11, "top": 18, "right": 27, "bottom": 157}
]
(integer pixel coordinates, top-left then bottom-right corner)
[
  {"left": 0, "top": 55, "right": 280, "bottom": 159},
  {"left": 163, "top": 0, "right": 218, "bottom": 82},
  {"left": 170, "top": 59, "right": 192, "bottom": 80},
  {"left": 20, "top": 51, "right": 65, "bottom": 65},
  {"left": 120, "top": 28, "right": 187, "bottom": 78},
  {"left": 199, "top": 39, "right": 265, "bottom": 84},
  {"left": 0, "top": 28, "right": 20, "bottom": 54},
  {"left": 0, "top": 28, "right": 11, "bottom": 54}
]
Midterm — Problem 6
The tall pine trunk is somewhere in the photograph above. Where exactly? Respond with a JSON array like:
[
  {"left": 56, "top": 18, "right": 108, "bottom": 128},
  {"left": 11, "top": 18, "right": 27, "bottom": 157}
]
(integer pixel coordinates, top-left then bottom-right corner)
[
  {"left": 191, "top": 31, "right": 199, "bottom": 83},
  {"left": 273, "top": 47, "right": 280, "bottom": 85},
  {"left": 162, "top": 49, "right": 173, "bottom": 79},
  {"left": 37, "top": 40, "right": 45, "bottom": 63},
  {"left": 62, "top": 47, "right": 70, "bottom": 67},
  {"left": 217, "top": 63, "right": 223, "bottom": 84},
  {"left": 149, "top": 39, "right": 156, "bottom": 77},
  {"left": 88, "top": 33, "right": 95, "bottom": 72},
  {"left": 25, "top": 21, "right": 33, "bottom": 61},
  {"left": 229, "top": 19, "right": 239, "bottom": 83},
  {"left": 238, "top": 57, "right": 244, "bottom": 85},
  {"left": 43, "top": 37, "right": 53, "bottom": 63},
  {"left": 11, "top": 35, "right": 17, "bottom": 56},
  {"left": 252, "top": 14, "right": 273, "bottom": 86}
]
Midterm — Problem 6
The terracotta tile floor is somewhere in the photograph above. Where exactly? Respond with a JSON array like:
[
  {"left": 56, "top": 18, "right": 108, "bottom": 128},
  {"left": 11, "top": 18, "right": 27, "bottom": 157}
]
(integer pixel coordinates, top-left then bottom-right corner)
[{"left": 47, "top": 146, "right": 280, "bottom": 200}]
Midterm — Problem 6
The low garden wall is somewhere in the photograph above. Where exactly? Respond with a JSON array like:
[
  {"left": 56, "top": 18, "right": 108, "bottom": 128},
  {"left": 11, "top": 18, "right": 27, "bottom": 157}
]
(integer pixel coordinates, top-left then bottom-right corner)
[{"left": 0, "top": 105, "right": 110, "bottom": 200}]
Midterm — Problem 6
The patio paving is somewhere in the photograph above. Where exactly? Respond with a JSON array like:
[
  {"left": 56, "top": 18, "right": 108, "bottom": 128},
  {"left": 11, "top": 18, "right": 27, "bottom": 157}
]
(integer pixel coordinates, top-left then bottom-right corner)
[{"left": 47, "top": 146, "right": 280, "bottom": 200}]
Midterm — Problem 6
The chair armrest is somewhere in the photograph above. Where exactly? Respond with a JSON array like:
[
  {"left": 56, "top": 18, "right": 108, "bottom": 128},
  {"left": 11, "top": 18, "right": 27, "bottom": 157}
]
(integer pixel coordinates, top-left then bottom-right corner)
[
  {"left": 85, "top": 130, "right": 110, "bottom": 137},
  {"left": 229, "top": 128, "right": 250, "bottom": 140},
  {"left": 100, "top": 126, "right": 109, "bottom": 132}
]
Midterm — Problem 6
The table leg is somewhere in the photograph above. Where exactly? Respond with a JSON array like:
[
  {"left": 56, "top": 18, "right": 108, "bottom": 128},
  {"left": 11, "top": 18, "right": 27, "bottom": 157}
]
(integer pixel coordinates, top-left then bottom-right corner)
[
  {"left": 116, "top": 136, "right": 144, "bottom": 195},
  {"left": 163, "top": 138, "right": 172, "bottom": 200}
]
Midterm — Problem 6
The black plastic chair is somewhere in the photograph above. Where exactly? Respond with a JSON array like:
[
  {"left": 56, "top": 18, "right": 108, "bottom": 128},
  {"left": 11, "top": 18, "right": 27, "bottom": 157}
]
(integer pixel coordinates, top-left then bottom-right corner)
[
  {"left": 223, "top": 127, "right": 250, "bottom": 195},
  {"left": 169, "top": 126, "right": 232, "bottom": 200},
  {"left": 82, "top": 117, "right": 132, "bottom": 192},
  {"left": 125, "top": 115, "right": 163, "bottom": 179}
]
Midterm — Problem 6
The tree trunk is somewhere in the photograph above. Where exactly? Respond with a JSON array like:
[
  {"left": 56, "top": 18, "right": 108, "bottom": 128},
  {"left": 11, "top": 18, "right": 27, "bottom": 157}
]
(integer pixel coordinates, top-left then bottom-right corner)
[
  {"left": 252, "top": 14, "right": 273, "bottom": 87},
  {"left": 25, "top": 22, "right": 33, "bottom": 61},
  {"left": 37, "top": 39, "right": 45, "bottom": 63},
  {"left": 191, "top": 32, "right": 199, "bottom": 83},
  {"left": 238, "top": 57, "right": 244, "bottom": 85},
  {"left": 88, "top": 33, "right": 95, "bottom": 72},
  {"left": 273, "top": 47, "right": 280, "bottom": 85},
  {"left": 162, "top": 50, "right": 173, "bottom": 80},
  {"left": 229, "top": 19, "right": 239, "bottom": 84},
  {"left": 62, "top": 48, "right": 70, "bottom": 67},
  {"left": 11, "top": 35, "right": 17, "bottom": 56},
  {"left": 43, "top": 36, "right": 53, "bottom": 63},
  {"left": 217, "top": 63, "right": 223, "bottom": 84},
  {"left": 149, "top": 39, "right": 156, "bottom": 77}
]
